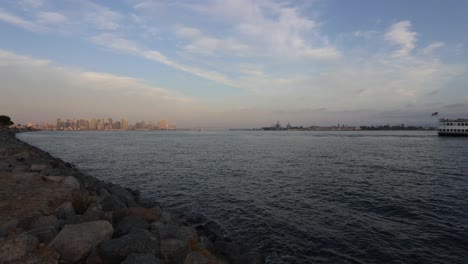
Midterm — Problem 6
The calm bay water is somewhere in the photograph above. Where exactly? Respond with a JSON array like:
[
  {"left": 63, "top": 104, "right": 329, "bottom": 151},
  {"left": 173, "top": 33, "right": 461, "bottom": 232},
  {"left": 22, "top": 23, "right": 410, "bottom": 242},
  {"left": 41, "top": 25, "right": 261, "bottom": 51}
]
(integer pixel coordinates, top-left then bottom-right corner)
[{"left": 17, "top": 131, "right": 468, "bottom": 264}]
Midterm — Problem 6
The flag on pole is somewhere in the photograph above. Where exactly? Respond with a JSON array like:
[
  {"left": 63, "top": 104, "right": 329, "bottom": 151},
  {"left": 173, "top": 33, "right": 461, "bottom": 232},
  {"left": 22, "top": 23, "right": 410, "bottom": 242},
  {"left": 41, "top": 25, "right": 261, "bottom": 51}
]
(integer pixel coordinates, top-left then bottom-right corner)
[{"left": 431, "top": 112, "right": 438, "bottom": 116}]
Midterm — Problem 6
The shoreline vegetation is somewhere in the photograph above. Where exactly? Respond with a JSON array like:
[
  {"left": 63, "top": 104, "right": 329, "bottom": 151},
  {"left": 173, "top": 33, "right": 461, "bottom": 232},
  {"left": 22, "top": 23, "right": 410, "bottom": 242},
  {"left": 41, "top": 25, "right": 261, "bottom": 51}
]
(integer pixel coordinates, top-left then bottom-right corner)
[{"left": 0, "top": 128, "right": 265, "bottom": 263}]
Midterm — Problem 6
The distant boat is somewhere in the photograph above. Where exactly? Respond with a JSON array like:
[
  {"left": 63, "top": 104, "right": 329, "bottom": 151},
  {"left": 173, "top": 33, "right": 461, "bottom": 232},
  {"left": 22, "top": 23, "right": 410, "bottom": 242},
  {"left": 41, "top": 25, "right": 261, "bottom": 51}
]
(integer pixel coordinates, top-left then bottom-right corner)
[
  {"left": 262, "top": 121, "right": 288, "bottom": 131},
  {"left": 438, "top": 118, "right": 468, "bottom": 136}
]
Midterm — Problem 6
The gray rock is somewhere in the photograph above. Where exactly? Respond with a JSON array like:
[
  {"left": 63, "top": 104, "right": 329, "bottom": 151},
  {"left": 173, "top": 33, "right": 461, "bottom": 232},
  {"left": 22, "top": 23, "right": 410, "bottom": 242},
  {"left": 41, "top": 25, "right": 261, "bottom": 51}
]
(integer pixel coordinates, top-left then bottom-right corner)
[
  {"left": 82, "top": 205, "right": 105, "bottom": 222},
  {"left": 150, "top": 222, "right": 178, "bottom": 240},
  {"left": 108, "top": 185, "right": 137, "bottom": 207},
  {"left": 101, "top": 194, "right": 127, "bottom": 212},
  {"left": 122, "top": 253, "right": 163, "bottom": 264},
  {"left": 49, "top": 220, "right": 113, "bottom": 263},
  {"left": 0, "top": 234, "right": 39, "bottom": 262},
  {"left": 29, "top": 215, "right": 58, "bottom": 230},
  {"left": 184, "top": 252, "right": 209, "bottom": 264},
  {"left": 203, "top": 221, "right": 223, "bottom": 240},
  {"left": 30, "top": 163, "right": 47, "bottom": 172},
  {"left": 114, "top": 216, "right": 149, "bottom": 238},
  {"left": 160, "top": 239, "right": 188, "bottom": 264},
  {"left": 62, "top": 176, "right": 80, "bottom": 189},
  {"left": 99, "top": 188, "right": 111, "bottom": 200},
  {"left": 99, "top": 228, "right": 160, "bottom": 262},
  {"left": 55, "top": 201, "right": 75, "bottom": 220},
  {"left": 17, "top": 213, "right": 42, "bottom": 230},
  {"left": 24, "top": 225, "right": 58, "bottom": 244}
]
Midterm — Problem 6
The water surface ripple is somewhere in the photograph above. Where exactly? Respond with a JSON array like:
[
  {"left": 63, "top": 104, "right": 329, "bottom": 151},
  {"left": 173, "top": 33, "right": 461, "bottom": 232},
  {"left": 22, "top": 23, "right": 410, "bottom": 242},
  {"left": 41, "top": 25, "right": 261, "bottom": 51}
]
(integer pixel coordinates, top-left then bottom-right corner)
[{"left": 17, "top": 131, "right": 468, "bottom": 264}]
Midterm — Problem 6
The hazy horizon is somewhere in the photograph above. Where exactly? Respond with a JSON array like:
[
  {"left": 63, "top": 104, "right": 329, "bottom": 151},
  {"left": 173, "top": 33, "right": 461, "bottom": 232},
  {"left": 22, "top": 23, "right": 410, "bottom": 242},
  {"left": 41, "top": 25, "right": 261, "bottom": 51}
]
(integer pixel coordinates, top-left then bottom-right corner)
[{"left": 1, "top": 0, "right": 467, "bottom": 128}]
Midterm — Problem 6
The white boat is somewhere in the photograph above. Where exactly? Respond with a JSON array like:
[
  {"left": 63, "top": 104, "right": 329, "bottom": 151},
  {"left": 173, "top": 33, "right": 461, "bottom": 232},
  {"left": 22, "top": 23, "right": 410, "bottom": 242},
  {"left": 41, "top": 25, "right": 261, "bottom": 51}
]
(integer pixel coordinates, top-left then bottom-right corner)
[{"left": 438, "top": 118, "right": 468, "bottom": 136}]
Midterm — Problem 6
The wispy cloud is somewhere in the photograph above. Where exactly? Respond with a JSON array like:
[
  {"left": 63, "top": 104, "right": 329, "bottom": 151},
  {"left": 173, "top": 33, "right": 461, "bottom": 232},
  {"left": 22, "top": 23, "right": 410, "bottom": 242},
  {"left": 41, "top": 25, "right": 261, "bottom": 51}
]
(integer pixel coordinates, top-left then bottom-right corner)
[
  {"left": 175, "top": 25, "right": 250, "bottom": 56},
  {"left": 91, "top": 33, "right": 239, "bottom": 87},
  {"left": 385, "top": 21, "right": 417, "bottom": 57},
  {"left": 193, "top": 0, "right": 339, "bottom": 59},
  {"left": 36, "top": 11, "right": 66, "bottom": 24},
  {"left": 0, "top": 8, "right": 43, "bottom": 32}
]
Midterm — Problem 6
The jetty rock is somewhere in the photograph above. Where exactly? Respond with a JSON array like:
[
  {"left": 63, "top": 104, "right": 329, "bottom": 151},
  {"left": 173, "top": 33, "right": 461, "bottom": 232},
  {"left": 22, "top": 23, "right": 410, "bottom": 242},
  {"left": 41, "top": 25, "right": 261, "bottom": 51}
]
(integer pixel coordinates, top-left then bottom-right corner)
[{"left": 49, "top": 220, "right": 113, "bottom": 262}]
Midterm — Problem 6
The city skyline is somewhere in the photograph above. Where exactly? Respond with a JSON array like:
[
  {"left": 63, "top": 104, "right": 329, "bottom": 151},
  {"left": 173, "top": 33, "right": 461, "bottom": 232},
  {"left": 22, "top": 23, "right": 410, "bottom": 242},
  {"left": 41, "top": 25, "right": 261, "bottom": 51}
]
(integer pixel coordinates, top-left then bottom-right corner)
[
  {"left": 1, "top": 1, "right": 468, "bottom": 128},
  {"left": 26, "top": 116, "right": 176, "bottom": 130}
]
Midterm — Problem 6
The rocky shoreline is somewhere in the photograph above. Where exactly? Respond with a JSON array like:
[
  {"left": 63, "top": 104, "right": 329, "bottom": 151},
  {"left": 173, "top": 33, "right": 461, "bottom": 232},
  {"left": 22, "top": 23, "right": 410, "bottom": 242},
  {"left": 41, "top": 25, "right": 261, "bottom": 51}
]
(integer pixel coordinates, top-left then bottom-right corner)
[{"left": 0, "top": 129, "right": 265, "bottom": 264}]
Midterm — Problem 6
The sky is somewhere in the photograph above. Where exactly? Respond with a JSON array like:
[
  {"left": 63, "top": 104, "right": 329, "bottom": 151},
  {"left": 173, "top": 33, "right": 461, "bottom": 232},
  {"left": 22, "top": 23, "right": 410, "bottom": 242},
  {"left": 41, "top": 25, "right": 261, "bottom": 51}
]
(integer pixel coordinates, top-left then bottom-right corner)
[{"left": 1, "top": 0, "right": 467, "bottom": 128}]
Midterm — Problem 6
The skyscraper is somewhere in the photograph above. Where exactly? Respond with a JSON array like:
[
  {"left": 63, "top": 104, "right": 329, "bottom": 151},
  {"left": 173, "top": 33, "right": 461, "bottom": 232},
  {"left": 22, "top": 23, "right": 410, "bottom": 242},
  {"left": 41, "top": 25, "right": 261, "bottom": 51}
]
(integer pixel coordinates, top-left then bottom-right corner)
[
  {"left": 89, "top": 118, "right": 97, "bottom": 130},
  {"left": 56, "top": 118, "right": 63, "bottom": 130},
  {"left": 108, "top": 118, "right": 113, "bottom": 130},
  {"left": 122, "top": 117, "right": 128, "bottom": 130},
  {"left": 157, "top": 119, "right": 169, "bottom": 130}
]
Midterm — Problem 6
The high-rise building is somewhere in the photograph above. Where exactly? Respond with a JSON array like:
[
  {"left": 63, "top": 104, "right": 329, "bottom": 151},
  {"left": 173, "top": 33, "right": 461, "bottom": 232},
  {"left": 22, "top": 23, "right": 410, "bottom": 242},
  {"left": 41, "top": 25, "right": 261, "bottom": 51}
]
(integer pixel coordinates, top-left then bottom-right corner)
[
  {"left": 89, "top": 118, "right": 97, "bottom": 130},
  {"left": 113, "top": 121, "right": 121, "bottom": 130},
  {"left": 97, "top": 119, "right": 105, "bottom": 130},
  {"left": 107, "top": 118, "right": 113, "bottom": 130},
  {"left": 122, "top": 117, "right": 128, "bottom": 130},
  {"left": 56, "top": 118, "right": 63, "bottom": 130},
  {"left": 157, "top": 119, "right": 169, "bottom": 130}
]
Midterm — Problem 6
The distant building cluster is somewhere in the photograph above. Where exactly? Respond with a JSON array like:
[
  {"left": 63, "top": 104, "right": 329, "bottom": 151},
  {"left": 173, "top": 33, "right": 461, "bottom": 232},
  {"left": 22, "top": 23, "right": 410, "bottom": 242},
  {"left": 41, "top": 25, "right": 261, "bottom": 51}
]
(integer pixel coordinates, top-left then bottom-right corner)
[{"left": 21, "top": 117, "right": 176, "bottom": 131}]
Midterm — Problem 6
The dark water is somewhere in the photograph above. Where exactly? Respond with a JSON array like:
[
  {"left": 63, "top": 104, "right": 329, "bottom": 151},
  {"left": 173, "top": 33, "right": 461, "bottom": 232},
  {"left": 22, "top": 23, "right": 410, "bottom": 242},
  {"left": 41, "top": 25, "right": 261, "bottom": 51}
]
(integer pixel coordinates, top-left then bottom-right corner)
[{"left": 17, "top": 131, "right": 468, "bottom": 264}]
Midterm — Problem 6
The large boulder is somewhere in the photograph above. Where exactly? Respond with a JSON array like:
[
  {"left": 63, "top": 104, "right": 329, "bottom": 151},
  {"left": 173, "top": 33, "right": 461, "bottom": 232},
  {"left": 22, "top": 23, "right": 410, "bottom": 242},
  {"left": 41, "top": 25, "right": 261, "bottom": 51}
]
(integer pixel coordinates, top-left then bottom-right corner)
[
  {"left": 49, "top": 220, "right": 113, "bottom": 263},
  {"left": 160, "top": 239, "right": 188, "bottom": 264},
  {"left": 55, "top": 201, "right": 75, "bottom": 220},
  {"left": 108, "top": 185, "right": 137, "bottom": 207},
  {"left": 99, "top": 228, "right": 160, "bottom": 262},
  {"left": 0, "top": 234, "right": 39, "bottom": 262},
  {"left": 122, "top": 253, "right": 163, "bottom": 264},
  {"left": 62, "top": 176, "right": 80, "bottom": 189},
  {"left": 101, "top": 195, "right": 127, "bottom": 212},
  {"left": 24, "top": 225, "right": 58, "bottom": 244},
  {"left": 151, "top": 222, "right": 178, "bottom": 240},
  {"left": 202, "top": 221, "right": 224, "bottom": 241},
  {"left": 114, "top": 216, "right": 149, "bottom": 238}
]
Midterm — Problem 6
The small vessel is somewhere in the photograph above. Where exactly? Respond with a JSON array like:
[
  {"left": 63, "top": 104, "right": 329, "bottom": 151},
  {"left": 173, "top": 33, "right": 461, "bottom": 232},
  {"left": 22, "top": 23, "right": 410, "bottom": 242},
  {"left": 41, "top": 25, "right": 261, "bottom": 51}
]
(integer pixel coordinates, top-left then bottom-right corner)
[{"left": 438, "top": 118, "right": 468, "bottom": 136}]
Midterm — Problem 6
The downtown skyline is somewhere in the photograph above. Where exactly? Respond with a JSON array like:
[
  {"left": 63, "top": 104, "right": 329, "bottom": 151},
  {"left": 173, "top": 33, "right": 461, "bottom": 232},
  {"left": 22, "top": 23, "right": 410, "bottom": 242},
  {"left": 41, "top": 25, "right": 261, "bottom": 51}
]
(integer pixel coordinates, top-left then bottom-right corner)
[
  {"left": 1, "top": 0, "right": 468, "bottom": 128},
  {"left": 22, "top": 116, "right": 176, "bottom": 131}
]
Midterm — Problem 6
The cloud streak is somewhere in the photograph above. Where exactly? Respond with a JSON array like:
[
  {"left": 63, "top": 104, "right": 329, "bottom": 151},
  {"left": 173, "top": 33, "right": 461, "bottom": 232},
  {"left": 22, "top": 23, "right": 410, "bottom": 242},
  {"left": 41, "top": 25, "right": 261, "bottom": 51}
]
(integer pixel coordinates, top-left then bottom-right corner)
[{"left": 385, "top": 21, "right": 417, "bottom": 57}]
